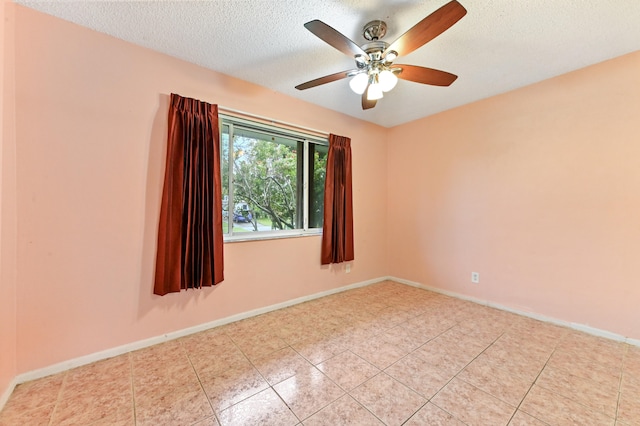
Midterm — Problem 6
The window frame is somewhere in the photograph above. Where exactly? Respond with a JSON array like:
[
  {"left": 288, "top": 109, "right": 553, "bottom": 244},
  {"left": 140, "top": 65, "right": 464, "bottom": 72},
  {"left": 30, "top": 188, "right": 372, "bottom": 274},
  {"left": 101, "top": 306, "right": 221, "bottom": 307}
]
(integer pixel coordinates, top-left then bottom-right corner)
[{"left": 219, "top": 114, "right": 328, "bottom": 243}]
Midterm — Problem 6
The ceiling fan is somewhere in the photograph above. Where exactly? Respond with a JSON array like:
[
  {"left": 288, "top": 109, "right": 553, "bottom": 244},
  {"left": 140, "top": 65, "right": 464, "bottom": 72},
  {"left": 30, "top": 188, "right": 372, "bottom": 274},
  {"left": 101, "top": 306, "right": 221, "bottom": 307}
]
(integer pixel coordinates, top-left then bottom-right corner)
[{"left": 295, "top": 0, "right": 467, "bottom": 110}]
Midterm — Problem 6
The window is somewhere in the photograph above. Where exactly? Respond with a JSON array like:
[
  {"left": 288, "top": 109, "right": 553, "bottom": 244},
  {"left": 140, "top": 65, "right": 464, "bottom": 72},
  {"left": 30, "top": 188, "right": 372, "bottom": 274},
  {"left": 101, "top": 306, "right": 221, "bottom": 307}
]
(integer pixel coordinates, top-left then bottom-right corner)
[{"left": 220, "top": 114, "right": 328, "bottom": 240}]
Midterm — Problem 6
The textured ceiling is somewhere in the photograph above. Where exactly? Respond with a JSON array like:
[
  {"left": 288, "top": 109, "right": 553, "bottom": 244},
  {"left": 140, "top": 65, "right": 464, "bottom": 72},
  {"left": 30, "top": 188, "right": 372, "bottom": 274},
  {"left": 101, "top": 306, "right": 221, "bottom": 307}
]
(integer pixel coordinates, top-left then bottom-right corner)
[{"left": 15, "top": 0, "right": 640, "bottom": 128}]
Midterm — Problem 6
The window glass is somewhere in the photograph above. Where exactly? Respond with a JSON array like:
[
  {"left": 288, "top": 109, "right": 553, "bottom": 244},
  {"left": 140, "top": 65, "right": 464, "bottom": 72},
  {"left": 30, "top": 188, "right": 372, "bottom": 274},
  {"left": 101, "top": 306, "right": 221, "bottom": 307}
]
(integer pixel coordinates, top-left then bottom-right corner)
[
  {"left": 309, "top": 143, "right": 328, "bottom": 229},
  {"left": 220, "top": 116, "right": 327, "bottom": 239}
]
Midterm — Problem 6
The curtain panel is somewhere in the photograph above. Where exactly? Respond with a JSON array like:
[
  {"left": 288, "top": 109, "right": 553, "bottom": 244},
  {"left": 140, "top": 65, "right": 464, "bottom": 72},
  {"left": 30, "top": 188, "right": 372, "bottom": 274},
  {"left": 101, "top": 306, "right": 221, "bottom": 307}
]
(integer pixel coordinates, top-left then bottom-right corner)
[
  {"left": 154, "top": 94, "right": 224, "bottom": 296},
  {"left": 321, "top": 134, "right": 354, "bottom": 265}
]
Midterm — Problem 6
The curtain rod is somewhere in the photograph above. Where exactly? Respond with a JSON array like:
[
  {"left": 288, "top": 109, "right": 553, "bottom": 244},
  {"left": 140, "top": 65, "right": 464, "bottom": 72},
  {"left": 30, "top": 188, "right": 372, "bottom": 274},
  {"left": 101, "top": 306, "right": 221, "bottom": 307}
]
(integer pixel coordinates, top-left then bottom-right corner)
[{"left": 218, "top": 106, "right": 329, "bottom": 138}]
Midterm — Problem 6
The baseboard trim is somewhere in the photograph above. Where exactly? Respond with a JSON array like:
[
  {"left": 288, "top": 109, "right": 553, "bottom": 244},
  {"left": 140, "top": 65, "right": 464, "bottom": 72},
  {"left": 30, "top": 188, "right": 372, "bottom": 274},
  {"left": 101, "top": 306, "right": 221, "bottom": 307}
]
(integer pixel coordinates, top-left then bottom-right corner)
[
  {"left": 391, "top": 276, "right": 639, "bottom": 347},
  {"left": 0, "top": 377, "right": 18, "bottom": 414},
  {"left": 628, "top": 337, "right": 640, "bottom": 347},
  {"left": 12, "top": 276, "right": 386, "bottom": 387}
]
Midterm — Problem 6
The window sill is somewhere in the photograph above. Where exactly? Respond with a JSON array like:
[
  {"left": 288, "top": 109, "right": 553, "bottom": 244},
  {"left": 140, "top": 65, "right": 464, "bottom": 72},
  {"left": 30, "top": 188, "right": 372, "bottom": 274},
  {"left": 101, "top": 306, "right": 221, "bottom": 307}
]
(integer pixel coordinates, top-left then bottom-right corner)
[{"left": 223, "top": 229, "right": 322, "bottom": 243}]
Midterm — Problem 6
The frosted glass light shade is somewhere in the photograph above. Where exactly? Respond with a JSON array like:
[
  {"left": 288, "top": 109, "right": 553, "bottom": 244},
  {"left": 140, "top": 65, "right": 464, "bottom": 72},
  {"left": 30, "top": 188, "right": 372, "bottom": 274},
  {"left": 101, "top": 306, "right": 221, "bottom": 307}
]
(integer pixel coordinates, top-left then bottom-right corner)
[
  {"left": 367, "top": 83, "right": 383, "bottom": 100},
  {"left": 379, "top": 70, "right": 398, "bottom": 92},
  {"left": 384, "top": 51, "right": 398, "bottom": 62},
  {"left": 349, "top": 73, "right": 369, "bottom": 95}
]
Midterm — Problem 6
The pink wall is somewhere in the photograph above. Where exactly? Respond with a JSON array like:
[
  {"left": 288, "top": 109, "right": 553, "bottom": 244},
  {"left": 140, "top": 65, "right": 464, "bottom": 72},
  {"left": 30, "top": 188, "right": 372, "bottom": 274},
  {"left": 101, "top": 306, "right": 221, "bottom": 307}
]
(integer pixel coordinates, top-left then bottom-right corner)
[
  {"left": 387, "top": 51, "right": 640, "bottom": 340},
  {"left": 0, "top": 0, "right": 18, "bottom": 402},
  {"left": 12, "top": 5, "right": 388, "bottom": 374},
  {"left": 4, "top": 2, "right": 639, "bottom": 397}
]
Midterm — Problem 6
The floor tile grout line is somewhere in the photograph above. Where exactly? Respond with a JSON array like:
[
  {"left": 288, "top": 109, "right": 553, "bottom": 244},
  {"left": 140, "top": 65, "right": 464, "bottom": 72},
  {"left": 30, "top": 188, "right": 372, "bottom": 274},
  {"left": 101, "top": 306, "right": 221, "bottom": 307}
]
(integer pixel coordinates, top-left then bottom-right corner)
[
  {"left": 344, "top": 371, "right": 401, "bottom": 426},
  {"left": 425, "top": 329, "right": 508, "bottom": 425},
  {"left": 615, "top": 344, "right": 628, "bottom": 423},
  {"left": 127, "top": 354, "right": 137, "bottom": 426},
  {"left": 46, "top": 369, "right": 69, "bottom": 426},
  {"left": 372, "top": 311, "right": 507, "bottom": 424},
  {"left": 421, "top": 313, "right": 502, "bottom": 411},
  {"left": 279, "top": 338, "right": 362, "bottom": 424},
  {"left": 345, "top": 334, "right": 429, "bottom": 424},
  {"left": 504, "top": 326, "right": 622, "bottom": 423},
  {"left": 215, "top": 332, "right": 345, "bottom": 424},
  {"left": 520, "top": 382, "right": 619, "bottom": 425},
  {"left": 507, "top": 337, "right": 564, "bottom": 424},
  {"left": 249, "top": 340, "right": 303, "bottom": 424},
  {"left": 534, "top": 338, "right": 626, "bottom": 422},
  {"left": 281, "top": 305, "right": 432, "bottom": 424},
  {"left": 427, "top": 315, "right": 568, "bottom": 423},
  {"left": 182, "top": 340, "right": 226, "bottom": 426}
]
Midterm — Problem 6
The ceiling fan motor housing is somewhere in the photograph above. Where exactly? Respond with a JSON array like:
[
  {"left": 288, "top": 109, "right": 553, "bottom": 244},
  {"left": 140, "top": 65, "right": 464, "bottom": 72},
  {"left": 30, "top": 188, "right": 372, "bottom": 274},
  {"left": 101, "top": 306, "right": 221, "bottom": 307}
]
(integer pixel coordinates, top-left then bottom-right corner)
[
  {"left": 362, "top": 41, "right": 388, "bottom": 61},
  {"left": 361, "top": 21, "right": 391, "bottom": 66},
  {"left": 362, "top": 20, "right": 387, "bottom": 41}
]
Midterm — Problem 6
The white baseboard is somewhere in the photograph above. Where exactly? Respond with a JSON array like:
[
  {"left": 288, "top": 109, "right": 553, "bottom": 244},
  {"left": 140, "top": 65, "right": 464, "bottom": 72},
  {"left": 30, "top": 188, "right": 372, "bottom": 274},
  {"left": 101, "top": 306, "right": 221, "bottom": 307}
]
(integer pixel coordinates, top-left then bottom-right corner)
[
  {"left": 390, "top": 276, "right": 639, "bottom": 346},
  {"left": 628, "top": 337, "right": 640, "bottom": 347},
  {"left": 569, "top": 322, "right": 627, "bottom": 343},
  {"left": 0, "top": 377, "right": 18, "bottom": 414},
  {"left": 12, "top": 276, "right": 386, "bottom": 388}
]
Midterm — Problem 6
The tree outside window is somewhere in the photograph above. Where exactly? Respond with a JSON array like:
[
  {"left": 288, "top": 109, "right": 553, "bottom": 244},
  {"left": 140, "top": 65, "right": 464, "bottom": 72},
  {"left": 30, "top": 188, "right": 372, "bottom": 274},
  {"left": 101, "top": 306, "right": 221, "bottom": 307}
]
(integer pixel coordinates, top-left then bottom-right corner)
[{"left": 221, "top": 118, "right": 327, "bottom": 238}]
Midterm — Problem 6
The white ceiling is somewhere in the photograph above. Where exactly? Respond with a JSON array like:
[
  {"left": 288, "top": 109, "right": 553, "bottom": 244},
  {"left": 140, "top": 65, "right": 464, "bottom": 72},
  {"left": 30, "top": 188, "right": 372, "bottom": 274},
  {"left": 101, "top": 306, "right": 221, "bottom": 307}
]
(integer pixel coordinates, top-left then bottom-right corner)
[{"left": 15, "top": 0, "right": 640, "bottom": 128}]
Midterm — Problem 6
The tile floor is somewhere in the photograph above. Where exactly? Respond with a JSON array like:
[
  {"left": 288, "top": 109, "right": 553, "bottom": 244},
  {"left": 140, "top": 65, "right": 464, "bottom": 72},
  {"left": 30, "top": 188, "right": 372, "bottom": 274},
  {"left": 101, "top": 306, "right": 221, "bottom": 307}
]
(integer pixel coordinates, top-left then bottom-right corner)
[{"left": 1, "top": 281, "right": 639, "bottom": 425}]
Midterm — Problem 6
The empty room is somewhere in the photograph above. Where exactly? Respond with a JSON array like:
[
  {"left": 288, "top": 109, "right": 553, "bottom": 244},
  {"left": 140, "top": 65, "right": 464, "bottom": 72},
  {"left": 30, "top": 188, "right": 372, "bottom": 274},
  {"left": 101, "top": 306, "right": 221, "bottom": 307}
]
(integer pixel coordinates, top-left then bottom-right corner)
[{"left": 1, "top": 0, "right": 639, "bottom": 425}]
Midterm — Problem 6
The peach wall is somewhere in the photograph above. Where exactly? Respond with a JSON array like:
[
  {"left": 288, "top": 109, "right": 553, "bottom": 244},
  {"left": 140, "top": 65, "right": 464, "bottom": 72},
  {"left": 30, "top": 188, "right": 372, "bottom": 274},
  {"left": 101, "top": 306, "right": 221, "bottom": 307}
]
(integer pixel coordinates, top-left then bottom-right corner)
[
  {"left": 6, "top": 1, "right": 639, "bottom": 391},
  {"left": 0, "top": 0, "right": 18, "bottom": 402},
  {"left": 388, "top": 51, "right": 640, "bottom": 340},
  {"left": 13, "top": 5, "right": 388, "bottom": 373}
]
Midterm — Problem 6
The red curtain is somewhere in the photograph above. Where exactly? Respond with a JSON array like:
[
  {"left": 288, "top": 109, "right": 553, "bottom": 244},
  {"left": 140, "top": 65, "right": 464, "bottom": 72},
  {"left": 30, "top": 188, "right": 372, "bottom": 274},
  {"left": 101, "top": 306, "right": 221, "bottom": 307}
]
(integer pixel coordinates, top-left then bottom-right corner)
[
  {"left": 154, "top": 94, "right": 224, "bottom": 295},
  {"left": 321, "top": 134, "right": 354, "bottom": 264}
]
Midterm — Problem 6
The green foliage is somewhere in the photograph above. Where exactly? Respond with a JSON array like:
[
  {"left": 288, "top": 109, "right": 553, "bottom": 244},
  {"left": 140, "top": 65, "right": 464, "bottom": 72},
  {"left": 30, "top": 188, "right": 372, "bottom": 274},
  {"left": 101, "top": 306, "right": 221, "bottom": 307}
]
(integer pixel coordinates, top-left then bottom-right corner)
[
  {"left": 233, "top": 137, "right": 299, "bottom": 230},
  {"left": 309, "top": 147, "right": 328, "bottom": 228},
  {"left": 220, "top": 126, "right": 327, "bottom": 233}
]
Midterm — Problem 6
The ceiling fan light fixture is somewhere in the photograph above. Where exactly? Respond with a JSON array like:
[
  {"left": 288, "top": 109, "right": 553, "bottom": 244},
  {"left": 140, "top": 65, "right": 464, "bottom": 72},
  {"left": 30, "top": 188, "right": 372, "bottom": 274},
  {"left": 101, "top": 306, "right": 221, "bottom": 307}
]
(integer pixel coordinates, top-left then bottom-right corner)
[
  {"left": 297, "top": 1, "right": 467, "bottom": 110},
  {"left": 367, "top": 82, "right": 384, "bottom": 100},
  {"left": 379, "top": 69, "right": 398, "bottom": 92},
  {"left": 349, "top": 73, "right": 369, "bottom": 94}
]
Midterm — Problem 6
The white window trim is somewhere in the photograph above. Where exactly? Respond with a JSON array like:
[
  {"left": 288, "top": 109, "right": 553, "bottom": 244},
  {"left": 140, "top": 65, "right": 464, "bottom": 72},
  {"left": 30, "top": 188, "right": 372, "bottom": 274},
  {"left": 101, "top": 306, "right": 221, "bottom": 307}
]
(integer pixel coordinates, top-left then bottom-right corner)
[{"left": 224, "top": 228, "right": 322, "bottom": 243}]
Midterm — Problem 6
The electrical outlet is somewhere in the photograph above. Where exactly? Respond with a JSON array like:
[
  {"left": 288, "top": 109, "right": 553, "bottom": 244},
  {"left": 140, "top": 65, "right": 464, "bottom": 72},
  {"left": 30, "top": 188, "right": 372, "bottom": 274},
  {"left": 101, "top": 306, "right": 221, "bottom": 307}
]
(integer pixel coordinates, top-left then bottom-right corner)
[
  {"left": 471, "top": 272, "right": 480, "bottom": 283},
  {"left": 345, "top": 264, "right": 351, "bottom": 273}
]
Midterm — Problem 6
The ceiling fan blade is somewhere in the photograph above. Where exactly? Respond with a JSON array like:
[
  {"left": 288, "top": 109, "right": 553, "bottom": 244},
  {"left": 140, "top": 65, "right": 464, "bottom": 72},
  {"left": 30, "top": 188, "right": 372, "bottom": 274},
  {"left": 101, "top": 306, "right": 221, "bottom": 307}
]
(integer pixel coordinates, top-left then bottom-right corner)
[
  {"left": 383, "top": 0, "right": 467, "bottom": 58},
  {"left": 395, "top": 64, "right": 458, "bottom": 86},
  {"left": 362, "top": 86, "right": 377, "bottom": 110},
  {"left": 304, "top": 20, "right": 367, "bottom": 58},
  {"left": 295, "top": 69, "right": 357, "bottom": 90}
]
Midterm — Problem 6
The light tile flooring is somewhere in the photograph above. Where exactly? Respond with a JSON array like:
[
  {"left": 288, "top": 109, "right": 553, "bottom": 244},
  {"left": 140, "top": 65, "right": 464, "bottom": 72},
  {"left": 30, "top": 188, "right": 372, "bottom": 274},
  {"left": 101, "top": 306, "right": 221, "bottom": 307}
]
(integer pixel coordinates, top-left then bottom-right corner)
[{"left": 1, "top": 281, "right": 639, "bottom": 425}]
